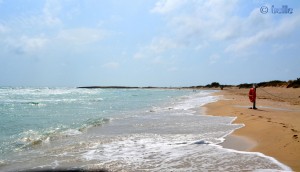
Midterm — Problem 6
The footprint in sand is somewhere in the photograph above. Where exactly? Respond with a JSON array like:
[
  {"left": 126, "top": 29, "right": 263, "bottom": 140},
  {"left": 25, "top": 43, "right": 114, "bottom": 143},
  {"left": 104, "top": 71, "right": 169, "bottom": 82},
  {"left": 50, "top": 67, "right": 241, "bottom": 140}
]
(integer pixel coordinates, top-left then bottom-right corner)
[
  {"left": 279, "top": 123, "right": 288, "bottom": 128},
  {"left": 291, "top": 129, "right": 298, "bottom": 133},
  {"left": 292, "top": 135, "right": 298, "bottom": 139}
]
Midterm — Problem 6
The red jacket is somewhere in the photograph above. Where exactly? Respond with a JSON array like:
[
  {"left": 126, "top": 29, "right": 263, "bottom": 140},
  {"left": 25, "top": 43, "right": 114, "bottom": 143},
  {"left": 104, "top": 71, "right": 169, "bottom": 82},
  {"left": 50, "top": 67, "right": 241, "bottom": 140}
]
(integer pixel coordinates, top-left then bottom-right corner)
[{"left": 249, "top": 88, "right": 256, "bottom": 102}]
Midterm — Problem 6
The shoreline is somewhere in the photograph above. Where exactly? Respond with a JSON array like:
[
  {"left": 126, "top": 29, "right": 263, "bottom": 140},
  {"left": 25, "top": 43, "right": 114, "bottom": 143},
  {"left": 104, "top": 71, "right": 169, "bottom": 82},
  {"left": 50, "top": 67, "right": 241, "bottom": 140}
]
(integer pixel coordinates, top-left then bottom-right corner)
[
  {"left": 220, "top": 134, "right": 257, "bottom": 151},
  {"left": 204, "top": 87, "right": 300, "bottom": 171}
]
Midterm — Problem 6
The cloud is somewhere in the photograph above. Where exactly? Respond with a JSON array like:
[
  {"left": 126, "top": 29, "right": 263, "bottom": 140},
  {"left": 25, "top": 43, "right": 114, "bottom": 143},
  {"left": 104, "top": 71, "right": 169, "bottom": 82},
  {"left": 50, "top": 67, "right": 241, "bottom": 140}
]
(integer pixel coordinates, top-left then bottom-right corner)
[
  {"left": 57, "top": 28, "right": 107, "bottom": 45},
  {"left": 1, "top": 26, "right": 107, "bottom": 56},
  {"left": 0, "top": 1, "right": 108, "bottom": 56},
  {"left": 134, "top": 37, "right": 180, "bottom": 59},
  {"left": 42, "top": 0, "right": 62, "bottom": 26},
  {"left": 151, "top": 0, "right": 300, "bottom": 59},
  {"left": 102, "top": 62, "right": 120, "bottom": 69},
  {"left": 151, "top": 0, "right": 186, "bottom": 14},
  {"left": 225, "top": 13, "right": 300, "bottom": 53},
  {"left": 0, "top": 24, "right": 9, "bottom": 33},
  {"left": 153, "top": 0, "right": 239, "bottom": 46},
  {"left": 148, "top": 37, "right": 179, "bottom": 53},
  {"left": 4, "top": 0, "right": 63, "bottom": 28},
  {"left": 211, "top": 9, "right": 272, "bottom": 41},
  {"left": 212, "top": 17, "right": 242, "bottom": 41},
  {"left": 6, "top": 35, "right": 48, "bottom": 54},
  {"left": 22, "top": 36, "right": 48, "bottom": 51}
]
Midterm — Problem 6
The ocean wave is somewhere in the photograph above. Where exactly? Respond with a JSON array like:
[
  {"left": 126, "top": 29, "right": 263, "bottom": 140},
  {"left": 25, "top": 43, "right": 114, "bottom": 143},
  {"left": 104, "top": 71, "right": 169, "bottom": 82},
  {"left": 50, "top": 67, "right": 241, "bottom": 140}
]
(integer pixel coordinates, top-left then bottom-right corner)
[
  {"left": 15, "top": 130, "right": 48, "bottom": 149},
  {"left": 173, "top": 93, "right": 219, "bottom": 110},
  {"left": 61, "top": 129, "right": 83, "bottom": 136},
  {"left": 88, "top": 98, "right": 104, "bottom": 102},
  {"left": 25, "top": 102, "right": 47, "bottom": 107},
  {"left": 79, "top": 117, "right": 110, "bottom": 132},
  {"left": 7, "top": 116, "right": 111, "bottom": 154},
  {"left": 14, "top": 126, "right": 83, "bottom": 150},
  {"left": 0, "top": 159, "right": 6, "bottom": 166},
  {"left": 0, "top": 87, "right": 103, "bottom": 98}
]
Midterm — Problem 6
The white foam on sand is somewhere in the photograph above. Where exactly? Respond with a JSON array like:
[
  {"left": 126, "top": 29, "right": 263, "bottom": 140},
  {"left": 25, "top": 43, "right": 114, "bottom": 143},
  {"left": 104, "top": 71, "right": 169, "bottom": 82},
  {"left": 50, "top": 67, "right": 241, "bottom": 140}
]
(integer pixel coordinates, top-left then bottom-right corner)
[
  {"left": 173, "top": 91, "right": 219, "bottom": 110},
  {"left": 79, "top": 133, "right": 292, "bottom": 171}
]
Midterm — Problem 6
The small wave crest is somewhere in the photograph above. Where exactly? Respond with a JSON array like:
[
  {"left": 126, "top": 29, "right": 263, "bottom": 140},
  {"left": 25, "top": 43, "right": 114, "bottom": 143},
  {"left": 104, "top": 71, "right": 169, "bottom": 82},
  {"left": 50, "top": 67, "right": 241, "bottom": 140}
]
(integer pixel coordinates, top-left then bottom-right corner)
[
  {"left": 15, "top": 130, "right": 47, "bottom": 149},
  {"left": 14, "top": 126, "right": 82, "bottom": 150},
  {"left": 27, "top": 102, "right": 40, "bottom": 106},
  {"left": 88, "top": 98, "right": 104, "bottom": 102},
  {"left": 79, "top": 117, "right": 110, "bottom": 132},
  {"left": 21, "top": 101, "right": 46, "bottom": 106},
  {"left": 13, "top": 117, "right": 110, "bottom": 151},
  {"left": 0, "top": 159, "right": 6, "bottom": 167}
]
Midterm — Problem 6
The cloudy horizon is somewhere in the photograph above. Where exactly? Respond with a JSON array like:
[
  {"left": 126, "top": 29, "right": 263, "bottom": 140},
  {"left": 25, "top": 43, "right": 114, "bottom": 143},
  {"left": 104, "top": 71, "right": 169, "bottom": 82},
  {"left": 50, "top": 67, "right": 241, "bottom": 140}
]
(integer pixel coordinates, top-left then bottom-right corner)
[{"left": 0, "top": 0, "right": 299, "bottom": 87}]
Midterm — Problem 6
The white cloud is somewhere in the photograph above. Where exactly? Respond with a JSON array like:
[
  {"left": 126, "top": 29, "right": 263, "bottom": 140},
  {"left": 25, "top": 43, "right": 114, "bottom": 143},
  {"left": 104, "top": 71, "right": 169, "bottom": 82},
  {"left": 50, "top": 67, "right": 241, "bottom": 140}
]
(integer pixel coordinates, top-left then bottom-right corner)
[
  {"left": 22, "top": 36, "right": 48, "bottom": 51},
  {"left": 134, "top": 37, "right": 180, "bottom": 60},
  {"left": 133, "top": 52, "right": 144, "bottom": 60},
  {"left": 0, "top": 0, "right": 63, "bottom": 37},
  {"left": 3, "top": 0, "right": 61, "bottom": 27},
  {"left": 102, "top": 62, "right": 120, "bottom": 69},
  {"left": 212, "top": 9, "right": 272, "bottom": 41},
  {"left": 212, "top": 17, "right": 242, "bottom": 41},
  {"left": 149, "top": 37, "right": 179, "bottom": 53},
  {"left": 57, "top": 28, "right": 106, "bottom": 45},
  {"left": 225, "top": 14, "right": 300, "bottom": 53},
  {"left": 0, "top": 24, "right": 9, "bottom": 33},
  {"left": 151, "top": 0, "right": 186, "bottom": 14},
  {"left": 6, "top": 35, "right": 48, "bottom": 54},
  {"left": 152, "top": 0, "right": 300, "bottom": 59},
  {"left": 160, "top": 0, "right": 239, "bottom": 44},
  {"left": 43, "top": 0, "right": 62, "bottom": 26}
]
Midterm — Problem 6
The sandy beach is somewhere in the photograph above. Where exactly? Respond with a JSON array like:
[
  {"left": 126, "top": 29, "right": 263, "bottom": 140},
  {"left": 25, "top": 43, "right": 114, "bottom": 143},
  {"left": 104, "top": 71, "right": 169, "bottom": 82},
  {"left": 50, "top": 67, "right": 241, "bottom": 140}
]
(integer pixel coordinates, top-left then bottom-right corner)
[{"left": 205, "top": 87, "right": 300, "bottom": 171}]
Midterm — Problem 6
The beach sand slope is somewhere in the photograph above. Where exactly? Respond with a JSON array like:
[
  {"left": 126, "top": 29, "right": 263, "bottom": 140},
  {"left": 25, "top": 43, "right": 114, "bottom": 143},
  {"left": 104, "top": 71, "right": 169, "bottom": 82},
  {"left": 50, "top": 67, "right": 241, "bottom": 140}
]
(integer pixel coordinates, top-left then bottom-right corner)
[{"left": 205, "top": 87, "right": 300, "bottom": 171}]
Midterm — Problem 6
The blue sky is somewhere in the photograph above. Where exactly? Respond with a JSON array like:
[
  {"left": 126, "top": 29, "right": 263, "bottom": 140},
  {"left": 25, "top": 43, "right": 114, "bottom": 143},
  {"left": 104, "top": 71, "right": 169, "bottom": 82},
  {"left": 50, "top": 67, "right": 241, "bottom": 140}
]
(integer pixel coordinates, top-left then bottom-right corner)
[{"left": 0, "top": 0, "right": 299, "bottom": 87}]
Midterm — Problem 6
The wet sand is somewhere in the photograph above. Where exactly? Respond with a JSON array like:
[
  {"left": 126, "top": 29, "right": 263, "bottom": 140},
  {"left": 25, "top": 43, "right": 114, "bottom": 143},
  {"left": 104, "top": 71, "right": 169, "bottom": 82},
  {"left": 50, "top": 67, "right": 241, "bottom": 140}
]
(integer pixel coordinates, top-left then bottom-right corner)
[{"left": 204, "top": 87, "right": 300, "bottom": 171}]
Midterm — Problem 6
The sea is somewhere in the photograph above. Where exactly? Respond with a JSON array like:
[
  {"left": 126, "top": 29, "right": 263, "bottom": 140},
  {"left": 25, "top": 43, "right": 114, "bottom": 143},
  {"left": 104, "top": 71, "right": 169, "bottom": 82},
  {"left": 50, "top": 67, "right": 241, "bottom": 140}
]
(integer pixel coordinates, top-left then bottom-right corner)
[{"left": 0, "top": 87, "right": 292, "bottom": 171}]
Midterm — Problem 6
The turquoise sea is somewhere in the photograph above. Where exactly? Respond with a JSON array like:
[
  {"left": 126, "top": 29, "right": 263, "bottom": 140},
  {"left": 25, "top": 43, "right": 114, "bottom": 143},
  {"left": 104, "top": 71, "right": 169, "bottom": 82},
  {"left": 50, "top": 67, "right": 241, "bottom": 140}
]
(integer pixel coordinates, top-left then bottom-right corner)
[{"left": 0, "top": 87, "right": 291, "bottom": 171}]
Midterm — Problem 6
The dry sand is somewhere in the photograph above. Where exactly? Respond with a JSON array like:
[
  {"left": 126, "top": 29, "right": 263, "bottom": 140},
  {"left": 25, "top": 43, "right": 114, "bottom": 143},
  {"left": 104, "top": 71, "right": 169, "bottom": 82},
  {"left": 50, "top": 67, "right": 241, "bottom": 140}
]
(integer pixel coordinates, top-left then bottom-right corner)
[{"left": 204, "top": 87, "right": 300, "bottom": 171}]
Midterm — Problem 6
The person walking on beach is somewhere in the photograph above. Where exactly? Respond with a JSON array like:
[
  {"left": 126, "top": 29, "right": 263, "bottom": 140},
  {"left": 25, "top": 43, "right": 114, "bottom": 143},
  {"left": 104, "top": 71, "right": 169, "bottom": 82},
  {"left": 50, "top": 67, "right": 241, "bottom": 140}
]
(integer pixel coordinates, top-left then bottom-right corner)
[{"left": 249, "top": 84, "right": 257, "bottom": 109}]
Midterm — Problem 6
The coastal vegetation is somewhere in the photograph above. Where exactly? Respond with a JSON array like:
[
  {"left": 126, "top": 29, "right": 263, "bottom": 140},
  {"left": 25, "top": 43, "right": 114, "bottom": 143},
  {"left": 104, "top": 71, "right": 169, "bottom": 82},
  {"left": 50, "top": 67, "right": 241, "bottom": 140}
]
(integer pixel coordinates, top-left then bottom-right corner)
[
  {"left": 237, "top": 78, "right": 300, "bottom": 88},
  {"left": 78, "top": 78, "right": 300, "bottom": 89}
]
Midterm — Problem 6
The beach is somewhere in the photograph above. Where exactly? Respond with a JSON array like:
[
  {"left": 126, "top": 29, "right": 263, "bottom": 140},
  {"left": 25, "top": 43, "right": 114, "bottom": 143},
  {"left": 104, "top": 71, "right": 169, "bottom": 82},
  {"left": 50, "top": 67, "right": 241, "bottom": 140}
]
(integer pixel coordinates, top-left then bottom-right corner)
[
  {"left": 205, "top": 87, "right": 300, "bottom": 171},
  {"left": 0, "top": 87, "right": 293, "bottom": 171}
]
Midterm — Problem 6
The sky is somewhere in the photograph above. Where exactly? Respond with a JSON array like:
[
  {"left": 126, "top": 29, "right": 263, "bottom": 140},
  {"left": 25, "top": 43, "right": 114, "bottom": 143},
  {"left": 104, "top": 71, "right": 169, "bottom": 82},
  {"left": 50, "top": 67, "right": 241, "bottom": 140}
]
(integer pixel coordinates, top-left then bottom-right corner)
[{"left": 0, "top": 0, "right": 299, "bottom": 87}]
